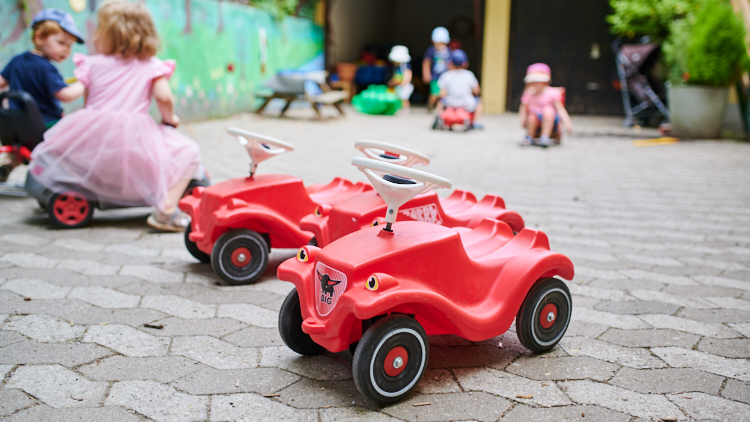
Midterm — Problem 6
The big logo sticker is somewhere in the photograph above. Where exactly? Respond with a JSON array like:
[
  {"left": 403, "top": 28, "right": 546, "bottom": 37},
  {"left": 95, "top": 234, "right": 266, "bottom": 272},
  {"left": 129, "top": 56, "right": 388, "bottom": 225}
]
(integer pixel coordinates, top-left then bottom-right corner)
[
  {"left": 315, "top": 262, "right": 347, "bottom": 316},
  {"left": 399, "top": 204, "right": 442, "bottom": 225}
]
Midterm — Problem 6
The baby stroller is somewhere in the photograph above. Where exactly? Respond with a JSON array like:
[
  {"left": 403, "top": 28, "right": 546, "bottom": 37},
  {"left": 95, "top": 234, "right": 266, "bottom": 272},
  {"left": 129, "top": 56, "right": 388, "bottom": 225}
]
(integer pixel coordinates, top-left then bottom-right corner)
[
  {"left": 612, "top": 38, "right": 671, "bottom": 127},
  {"left": 0, "top": 91, "right": 45, "bottom": 196}
]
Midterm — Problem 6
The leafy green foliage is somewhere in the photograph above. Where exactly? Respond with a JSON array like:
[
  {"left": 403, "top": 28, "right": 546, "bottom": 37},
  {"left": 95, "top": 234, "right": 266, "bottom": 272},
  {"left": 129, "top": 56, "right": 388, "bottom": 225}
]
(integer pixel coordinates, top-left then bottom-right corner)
[
  {"left": 226, "top": 0, "right": 321, "bottom": 20},
  {"left": 663, "top": 0, "right": 750, "bottom": 86},
  {"left": 606, "top": 0, "right": 699, "bottom": 40}
]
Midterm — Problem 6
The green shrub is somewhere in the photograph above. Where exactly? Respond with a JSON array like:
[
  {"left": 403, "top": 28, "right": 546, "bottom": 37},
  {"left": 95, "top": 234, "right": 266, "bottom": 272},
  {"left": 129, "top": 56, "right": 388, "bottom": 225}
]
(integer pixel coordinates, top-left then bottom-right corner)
[
  {"left": 606, "top": 0, "right": 698, "bottom": 40},
  {"left": 664, "top": 0, "right": 750, "bottom": 86}
]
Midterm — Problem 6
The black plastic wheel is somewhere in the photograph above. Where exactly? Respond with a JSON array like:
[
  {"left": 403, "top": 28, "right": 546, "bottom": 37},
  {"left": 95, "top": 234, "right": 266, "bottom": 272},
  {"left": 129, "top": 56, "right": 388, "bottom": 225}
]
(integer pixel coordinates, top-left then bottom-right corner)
[
  {"left": 279, "top": 288, "right": 325, "bottom": 355},
  {"left": 184, "top": 224, "right": 210, "bottom": 263},
  {"left": 352, "top": 315, "right": 428, "bottom": 405},
  {"left": 211, "top": 229, "right": 269, "bottom": 285},
  {"left": 516, "top": 277, "right": 572, "bottom": 353},
  {"left": 47, "top": 192, "right": 95, "bottom": 229}
]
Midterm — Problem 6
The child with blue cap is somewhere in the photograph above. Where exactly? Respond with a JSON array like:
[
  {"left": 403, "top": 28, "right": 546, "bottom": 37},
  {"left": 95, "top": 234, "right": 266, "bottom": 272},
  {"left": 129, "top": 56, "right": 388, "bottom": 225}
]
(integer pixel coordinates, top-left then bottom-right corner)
[
  {"left": 436, "top": 49, "right": 483, "bottom": 129},
  {"left": 0, "top": 8, "right": 85, "bottom": 182}
]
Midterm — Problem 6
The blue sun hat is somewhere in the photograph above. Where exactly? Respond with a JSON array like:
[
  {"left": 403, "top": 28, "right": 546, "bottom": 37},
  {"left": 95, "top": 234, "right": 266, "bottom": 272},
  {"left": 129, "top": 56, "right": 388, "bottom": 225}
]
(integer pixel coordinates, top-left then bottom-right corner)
[
  {"left": 31, "top": 8, "right": 85, "bottom": 44},
  {"left": 451, "top": 49, "right": 468, "bottom": 67},
  {"left": 431, "top": 27, "right": 450, "bottom": 44}
]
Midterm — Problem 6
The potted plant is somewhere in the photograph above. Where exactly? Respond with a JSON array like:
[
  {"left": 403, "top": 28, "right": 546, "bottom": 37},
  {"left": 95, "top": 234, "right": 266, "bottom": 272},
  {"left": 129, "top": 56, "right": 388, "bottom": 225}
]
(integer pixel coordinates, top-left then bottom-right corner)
[{"left": 663, "top": 0, "right": 750, "bottom": 138}]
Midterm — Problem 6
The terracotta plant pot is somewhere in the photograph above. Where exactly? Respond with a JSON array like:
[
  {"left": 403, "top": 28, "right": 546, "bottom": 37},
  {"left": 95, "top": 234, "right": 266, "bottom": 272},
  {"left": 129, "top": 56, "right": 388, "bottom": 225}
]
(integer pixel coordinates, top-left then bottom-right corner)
[
  {"left": 335, "top": 63, "right": 358, "bottom": 82},
  {"left": 668, "top": 85, "right": 728, "bottom": 139}
]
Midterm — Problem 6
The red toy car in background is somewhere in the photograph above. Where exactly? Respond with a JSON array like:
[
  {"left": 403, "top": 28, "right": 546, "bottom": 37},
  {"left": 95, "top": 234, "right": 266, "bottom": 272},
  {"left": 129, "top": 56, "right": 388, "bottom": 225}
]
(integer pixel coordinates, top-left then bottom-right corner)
[
  {"left": 433, "top": 107, "right": 474, "bottom": 131},
  {"left": 179, "top": 128, "right": 372, "bottom": 285},
  {"left": 278, "top": 158, "right": 573, "bottom": 404}
]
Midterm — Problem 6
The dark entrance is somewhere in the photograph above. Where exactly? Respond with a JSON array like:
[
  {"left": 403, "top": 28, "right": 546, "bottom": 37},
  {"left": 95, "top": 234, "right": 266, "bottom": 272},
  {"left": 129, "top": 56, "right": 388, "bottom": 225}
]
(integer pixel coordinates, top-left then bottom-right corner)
[{"left": 506, "top": 0, "right": 622, "bottom": 115}]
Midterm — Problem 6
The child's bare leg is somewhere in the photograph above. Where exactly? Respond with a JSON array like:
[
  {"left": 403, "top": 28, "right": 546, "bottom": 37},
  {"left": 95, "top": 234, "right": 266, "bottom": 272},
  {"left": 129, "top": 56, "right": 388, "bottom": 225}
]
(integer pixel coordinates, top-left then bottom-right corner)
[
  {"left": 473, "top": 101, "right": 483, "bottom": 122},
  {"left": 541, "top": 108, "right": 556, "bottom": 137},
  {"left": 526, "top": 114, "right": 539, "bottom": 138},
  {"left": 163, "top": 178, "right": 191, "bottom": 212}
]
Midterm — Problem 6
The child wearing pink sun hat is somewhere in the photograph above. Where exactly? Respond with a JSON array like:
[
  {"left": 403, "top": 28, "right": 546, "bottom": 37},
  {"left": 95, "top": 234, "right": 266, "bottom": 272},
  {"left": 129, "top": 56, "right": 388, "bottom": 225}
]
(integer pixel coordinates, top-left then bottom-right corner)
[{"left": 519, "top": 63, "right": 573, "bottom": 147}]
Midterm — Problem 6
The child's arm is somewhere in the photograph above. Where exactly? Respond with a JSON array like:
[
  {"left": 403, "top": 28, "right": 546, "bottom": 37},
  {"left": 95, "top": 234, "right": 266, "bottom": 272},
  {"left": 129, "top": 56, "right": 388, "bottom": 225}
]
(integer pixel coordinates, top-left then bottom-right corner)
[
  {"left": 472, "top": 83, "right": 480, "bottom": 96},
  {"left": 422, "top": 58, "right": 432, "bottom": 83},
  {"left": 0, "top": 74, "right": 7, "bottom": 90},
  {"left": 402, "top": 68, "right": 412, "bottom": 86},
  {"left": 554, "top": 100, "right": 573, "bottom": 133},
  {"left": 153, "top": 75, "right": 179, "bottom": 127},
  {"left": 54, "top": 81, "right": 85, "bottom": 102},
  {"left": 519, "top": 103, "right": 527, "bottom": 128}
]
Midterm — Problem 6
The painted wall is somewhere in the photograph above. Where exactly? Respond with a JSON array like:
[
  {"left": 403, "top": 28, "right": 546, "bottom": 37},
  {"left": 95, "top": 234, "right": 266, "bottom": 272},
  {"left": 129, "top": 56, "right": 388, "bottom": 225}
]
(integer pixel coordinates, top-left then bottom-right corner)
[{"left": 0, "top": 0, "right": 325, "bottom": 121}]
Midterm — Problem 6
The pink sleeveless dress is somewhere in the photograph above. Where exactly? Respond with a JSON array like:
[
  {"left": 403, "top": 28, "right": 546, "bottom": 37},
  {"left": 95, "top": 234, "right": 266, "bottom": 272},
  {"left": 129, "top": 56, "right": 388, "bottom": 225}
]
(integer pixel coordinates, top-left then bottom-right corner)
[{"left": 30, "top": 53, "right": 200, "bottom": 209}]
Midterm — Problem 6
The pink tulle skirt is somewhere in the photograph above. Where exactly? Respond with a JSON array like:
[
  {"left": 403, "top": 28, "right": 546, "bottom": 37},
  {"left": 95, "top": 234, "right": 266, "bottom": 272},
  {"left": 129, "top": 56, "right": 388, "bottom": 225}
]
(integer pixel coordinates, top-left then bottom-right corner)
[{"left": 30, "top": 109, "right": 200, "bottom": 209}]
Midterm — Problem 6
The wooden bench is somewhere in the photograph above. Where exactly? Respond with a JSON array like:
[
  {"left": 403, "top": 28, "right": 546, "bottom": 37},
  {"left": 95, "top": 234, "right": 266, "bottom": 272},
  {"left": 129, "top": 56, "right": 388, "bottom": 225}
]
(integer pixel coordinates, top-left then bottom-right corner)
[{"left": 255, "top": 71, "right": 348, "bottom": 119}]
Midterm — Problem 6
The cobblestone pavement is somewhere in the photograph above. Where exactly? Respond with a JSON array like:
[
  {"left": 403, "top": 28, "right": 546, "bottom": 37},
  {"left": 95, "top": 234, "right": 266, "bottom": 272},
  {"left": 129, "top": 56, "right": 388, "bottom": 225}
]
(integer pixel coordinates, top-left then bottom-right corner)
[{"left": 1, "top": 107, "right": 750, "bottom": 421}]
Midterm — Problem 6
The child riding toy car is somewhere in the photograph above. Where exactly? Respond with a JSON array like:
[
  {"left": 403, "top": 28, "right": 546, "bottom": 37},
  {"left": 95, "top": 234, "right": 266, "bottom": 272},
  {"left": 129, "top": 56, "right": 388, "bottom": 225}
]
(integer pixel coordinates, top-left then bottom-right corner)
[
  {"left": 178, "top": 128, "right": 375, "bottom": 285},
  {"left": 278, "top": 158, "right": 574, "bottom": 405},
  {"left": 432, "top": 106, "right": 474, "bottom": 131},
  {"left": 301, "top": 141, "right": 524, "bottom": 248}
]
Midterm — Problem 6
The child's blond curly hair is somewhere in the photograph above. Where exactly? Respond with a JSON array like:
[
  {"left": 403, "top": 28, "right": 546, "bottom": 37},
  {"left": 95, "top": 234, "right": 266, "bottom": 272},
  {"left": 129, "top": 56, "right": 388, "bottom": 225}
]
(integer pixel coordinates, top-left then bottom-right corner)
[{"left": 94, "top": 0, "right": 159, "bottom": 61}]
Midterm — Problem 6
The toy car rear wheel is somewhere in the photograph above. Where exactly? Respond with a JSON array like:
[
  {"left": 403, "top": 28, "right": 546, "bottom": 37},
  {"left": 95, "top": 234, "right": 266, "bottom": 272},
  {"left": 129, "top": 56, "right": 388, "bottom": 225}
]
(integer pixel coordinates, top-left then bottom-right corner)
[
  {"left": 211, "top": 229, "right": 269, "bottom": 285},
  {"left": 516, "top": 277, "right": 572, "bottom": 353},
  {"left": 279, "top": 288, "right": 325, "bottom": 355},
  {"left": 47, "top": 192, "right": 95, "bottom": 229},
  {"left": 184, "top": 224, "right": 210, "bottom": 263},
  {"left": 352, "top": 315, "right": 428, "bottom": 405}
]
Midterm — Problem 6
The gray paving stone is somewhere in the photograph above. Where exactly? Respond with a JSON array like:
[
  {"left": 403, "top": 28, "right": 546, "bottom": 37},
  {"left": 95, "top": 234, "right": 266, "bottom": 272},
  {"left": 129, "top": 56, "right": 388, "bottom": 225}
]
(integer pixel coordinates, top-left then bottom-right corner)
[
  {"left": 210, "top": 393, "right": 317, "bottom": 422},
  {"left": 320, "top": 407, "right": 401, "bottom": 422},
  {"left": 454, "top": 367, "right": 571, "bottom": 407},
  {"left": 0, "top": 364, "right": 13, "bottom": 379},
  {"left": 416, "top": 368, "right": 462, "bottom": 394},
  {"left": 620, "top": 268, "right": 698, "bottom": 286},
  {"left": 652, "top": 347, "right": 750, "bottom": 381},
  {"left": 679, "top": 307, "right": 750, "bottom": 323},
  {"left": 564, "top": 321, "right": 608, "bottom": 338},
  {"left": 668, "top": 392, "right": 750, "bottom": 421},
  {"left": 567, "top": 284, "right": 634, "bottom": 301},
  {"left": 571, "top": 308, "right": 651, "bottom": 329},
  {"left": 722, "top": 379, "right": 750, "bottom": 405},
  {"left": 103, "top": 243, "right": 161, "bottom": 257},
  {"left": 119, "top": 265, "right": 183, "bottom": 283},
  {"left": 629, "top": 289, "right": 717, "bottom": 309},
  {"left": 598, "top": 328, "right": 700, "bottom": 348},
  {"left": 189, "top": 289, "right": 282, "bottom": 305},
  {"left": 67, "top": 287, "right": 140, "bottom": 309},
  {"left": 0, "top": 389, "right": 34, "bottom": 416},
  {"left": 639, "top": 314, "right": 741, "bottom": 339},
  {"left": 3, "top": 314, "right": 84, "bottom": 342},
  {"left": 56, "top": 259, "right": 120, "bottom": 276},
  {"left": 275, "top": 378, "right": 374, "bottom": 408},
  {"left": 0, "top": 253, "right": 57, "bottom": 269},
  {"left": 698, "top": 338, "right": 750, "bottom": 358},
  {"left": 222, "top": 326, "right": 284, "bottom": 347},
  {"left": 50, "top": 238, "right": 104, "bottom": 252},
  {"left": 609, "top": 367, "right": 724, "bottom": 394},
  {"left": 79, "top": 355, "right": 205, "bottom": 383},
  {"left": 663, "top": 284, "right": 744, "bottom": 298},
  {"left": 729, "top": 322, "right": 750, "bottom": 337},
  {"left": 0, "top": 341, "right": 110, "bottom": 367},
  {"left": 696, "top": 275, "right": 750, "bottom": 291},
  {"left": 560, "top": 337, "right": 666, "bottom": 369},
  {"left": 594, "top": 300, "right": 680, "bottom": 315},
  {"left": 0, "top": 405, "right": 140, "bottom": 422},
  {"left": 216, "top": 303, "right": 278, "bottom": 328},
  {"left": 0, "top": 278, "right": 70, "bottom": 299},
  {"left": 0, "top": 268, "right": 138, "bottom": 288},
  {"left": 383, "top": 391, "right": 511, "bottom": 422},
  {"left": 141, "top": 295, "right": 215, "bottom": 319},
  {"left": 0, "top": 233, "right": 46, "bottom": 246},
  {"left": 588, "top": 277, "right": 666, "bottom": 291},
  {"left": 506, "top": 356, "right": 619, "bottom": 381},
  {"left": 502, "top": 404, "right": 632, "bottom": 422},
  {"left": 170, "top": 335, "right": 257, "bottom": 369},
  {"left": 142, "top": 316, "right": 247, "bottom": 337},
  {"left": 707, "top": 296, "right": 750, "bottom": 313},
  {"left": 259, "top": 346, "right": 352, "bottom": 380},
  {"left": 560, "top": 379, "right": 685, "bottom": 420},
  {"left": 6, "top": 364, "right": 107, "bottom": 408},
  {"left": 171, "top": 366, "right": 298, "bottom": 395},
  {"left": 106, "top": 380, "right": 208, "bottom": 422},
  {"left": 427, "top": 345, "right": 518, "bottom": 370},
  {"left": 83, "top": 324, "right": 170, "bottom": 357}
]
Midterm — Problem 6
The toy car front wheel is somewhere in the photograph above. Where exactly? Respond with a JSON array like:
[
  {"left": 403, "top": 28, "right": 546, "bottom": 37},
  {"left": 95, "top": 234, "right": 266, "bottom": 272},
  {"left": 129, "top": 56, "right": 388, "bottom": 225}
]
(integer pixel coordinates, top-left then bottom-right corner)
[
  {"left": 516, "top": 277, "right": 572, "bottom": 353},
  {"left": 184, "top": 224, "right": 210, "bottom": 263},
  {"left": 279, "top": 288, "right": 325, "bottom": 355},
  {"left": 47, "top": 192, "right": 95, "bottom": 229},
  {"left": 211, "top": 229, "right": 269, "bottom": 285},
  {"left": 352, "top": 315, "right": 428, "bottom": 405}
]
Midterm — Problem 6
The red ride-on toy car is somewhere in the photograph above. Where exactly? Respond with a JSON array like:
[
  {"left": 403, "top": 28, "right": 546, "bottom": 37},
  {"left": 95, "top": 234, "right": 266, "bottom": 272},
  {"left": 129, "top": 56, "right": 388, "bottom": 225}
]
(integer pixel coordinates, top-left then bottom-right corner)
[
  {"left": 278, "top": 158, "right": 574, "bottom": 404},
  {"left": 301, "top": 140, "right": 524, "bottom": 248},
  {"left": 179, "top": 128, "right": 373, "bottom": 285},
  {"left": 432, "top": 107, "right": 473, "bottom": 131}
]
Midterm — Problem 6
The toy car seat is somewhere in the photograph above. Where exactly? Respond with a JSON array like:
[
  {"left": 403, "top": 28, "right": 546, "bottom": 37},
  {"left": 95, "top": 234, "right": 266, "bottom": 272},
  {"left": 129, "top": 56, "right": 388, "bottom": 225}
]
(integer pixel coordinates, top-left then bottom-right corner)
[
  {"left": 532, "top": 87, "right": 565, "bottom": 145},
  {"left": 433, "top": 107, "right": 474, "bottom": 132}
]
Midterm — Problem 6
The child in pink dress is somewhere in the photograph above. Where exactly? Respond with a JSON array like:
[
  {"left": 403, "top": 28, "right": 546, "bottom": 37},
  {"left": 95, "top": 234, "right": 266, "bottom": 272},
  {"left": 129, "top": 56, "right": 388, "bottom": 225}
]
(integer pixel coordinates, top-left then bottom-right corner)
[
  {"left": 519, "top": 63, "right": 573, "bottom": 147},
  {"left": 30, "top": 0, "right": 200, "bottom": 231}
]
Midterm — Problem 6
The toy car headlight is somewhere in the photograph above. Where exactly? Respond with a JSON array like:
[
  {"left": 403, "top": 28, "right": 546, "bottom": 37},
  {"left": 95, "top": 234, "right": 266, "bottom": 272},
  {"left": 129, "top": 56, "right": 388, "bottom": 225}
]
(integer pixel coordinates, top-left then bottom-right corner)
[
  {"left": 297, "top": 248, "right": 309, "bottom": 262},
  {"left": 365, "top": 274, "right": 379, "bottom": 291},
  {"left": 371, "top": 217, "right": 385, "bottom": 227},
  {"left": 313, "top": 204, "right": 331, "bottom": 217}
]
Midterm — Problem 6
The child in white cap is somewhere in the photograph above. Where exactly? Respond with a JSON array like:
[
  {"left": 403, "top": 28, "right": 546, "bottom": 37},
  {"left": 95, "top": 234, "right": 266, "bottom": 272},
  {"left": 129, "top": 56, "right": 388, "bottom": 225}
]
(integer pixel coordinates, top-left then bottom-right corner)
[
  {"left": 388, "top": 45, "right": 414, "bottom": 114},
  {"left": 519, "top": 63, "right": 573, "bottom": 147},
  {"left": 422, "top": 27, "right": 451, "bottom": 110}
]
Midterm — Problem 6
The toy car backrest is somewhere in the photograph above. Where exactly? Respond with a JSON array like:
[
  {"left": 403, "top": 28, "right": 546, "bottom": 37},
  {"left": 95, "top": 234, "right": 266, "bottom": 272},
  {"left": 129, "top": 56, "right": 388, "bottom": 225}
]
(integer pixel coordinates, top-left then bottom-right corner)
[
  {"left": 556, "top": 87, "right": 566, "bottom": 106},
  {"left": 0, "top": 90, "right": 46, "bottom": 150}
]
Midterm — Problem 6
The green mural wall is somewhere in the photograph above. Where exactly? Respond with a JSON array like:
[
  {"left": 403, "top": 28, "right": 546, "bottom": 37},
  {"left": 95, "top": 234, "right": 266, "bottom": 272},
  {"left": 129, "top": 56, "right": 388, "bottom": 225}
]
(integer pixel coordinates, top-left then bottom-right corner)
[{"left": 0, "top": 0, "right": 325, "bottom": 121}]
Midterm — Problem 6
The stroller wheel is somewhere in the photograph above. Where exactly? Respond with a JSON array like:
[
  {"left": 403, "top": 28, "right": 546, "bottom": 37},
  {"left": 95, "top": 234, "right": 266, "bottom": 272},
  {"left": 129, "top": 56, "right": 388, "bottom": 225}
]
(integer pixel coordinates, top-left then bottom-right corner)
[{"left": 47, "top": 192, "right": 94, "bottom": 229}]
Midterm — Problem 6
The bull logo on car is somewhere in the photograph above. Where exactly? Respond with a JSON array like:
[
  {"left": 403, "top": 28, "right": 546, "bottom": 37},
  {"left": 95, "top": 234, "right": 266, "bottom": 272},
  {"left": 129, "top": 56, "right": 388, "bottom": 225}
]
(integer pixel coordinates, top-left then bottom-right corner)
[
  {"left": 315, "top": 262, "right": 347, "bottom": 316},
  {"left": 399, "top": 204, "right": 442, "bottom": 225}
]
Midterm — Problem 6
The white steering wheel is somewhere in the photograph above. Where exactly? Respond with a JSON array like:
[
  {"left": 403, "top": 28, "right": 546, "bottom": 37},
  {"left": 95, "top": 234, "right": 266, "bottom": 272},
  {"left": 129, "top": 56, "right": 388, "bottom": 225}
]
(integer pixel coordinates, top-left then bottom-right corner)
[
  {"left": 227, "top": 127, "right": 294, "bottom": 176},
  {"left": 355, "top": 140, "right": 430, "bottom": 168},
  {"left": 352, "top": 157, "right": 452, "bottom": 230}
]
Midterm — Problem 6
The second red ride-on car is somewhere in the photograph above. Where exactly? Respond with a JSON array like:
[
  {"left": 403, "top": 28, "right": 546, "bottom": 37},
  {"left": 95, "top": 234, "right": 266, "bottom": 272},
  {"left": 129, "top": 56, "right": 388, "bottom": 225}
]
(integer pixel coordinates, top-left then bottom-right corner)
[
  {"left": 278, "top": 158, "right": 574, "bottom": 404},
  {"left": 302, "top": 141, "right": 524, "bottom": 248}
]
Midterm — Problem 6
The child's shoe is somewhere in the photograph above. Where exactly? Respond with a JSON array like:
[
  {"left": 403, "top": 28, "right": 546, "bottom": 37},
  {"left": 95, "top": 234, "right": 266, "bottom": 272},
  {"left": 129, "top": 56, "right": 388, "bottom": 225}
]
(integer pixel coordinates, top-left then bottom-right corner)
[
  {"left": 538, "top": 135, "right": 552, "bottom": 148},
  {"left": 519, "top": 135, "right": 534, "bottom": 146},
  {"left": 471, "top": 122, "right": 484, "bottom": 130},
  {"left": 147, "top": 208, "right": 191, "bottom": 232}
]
